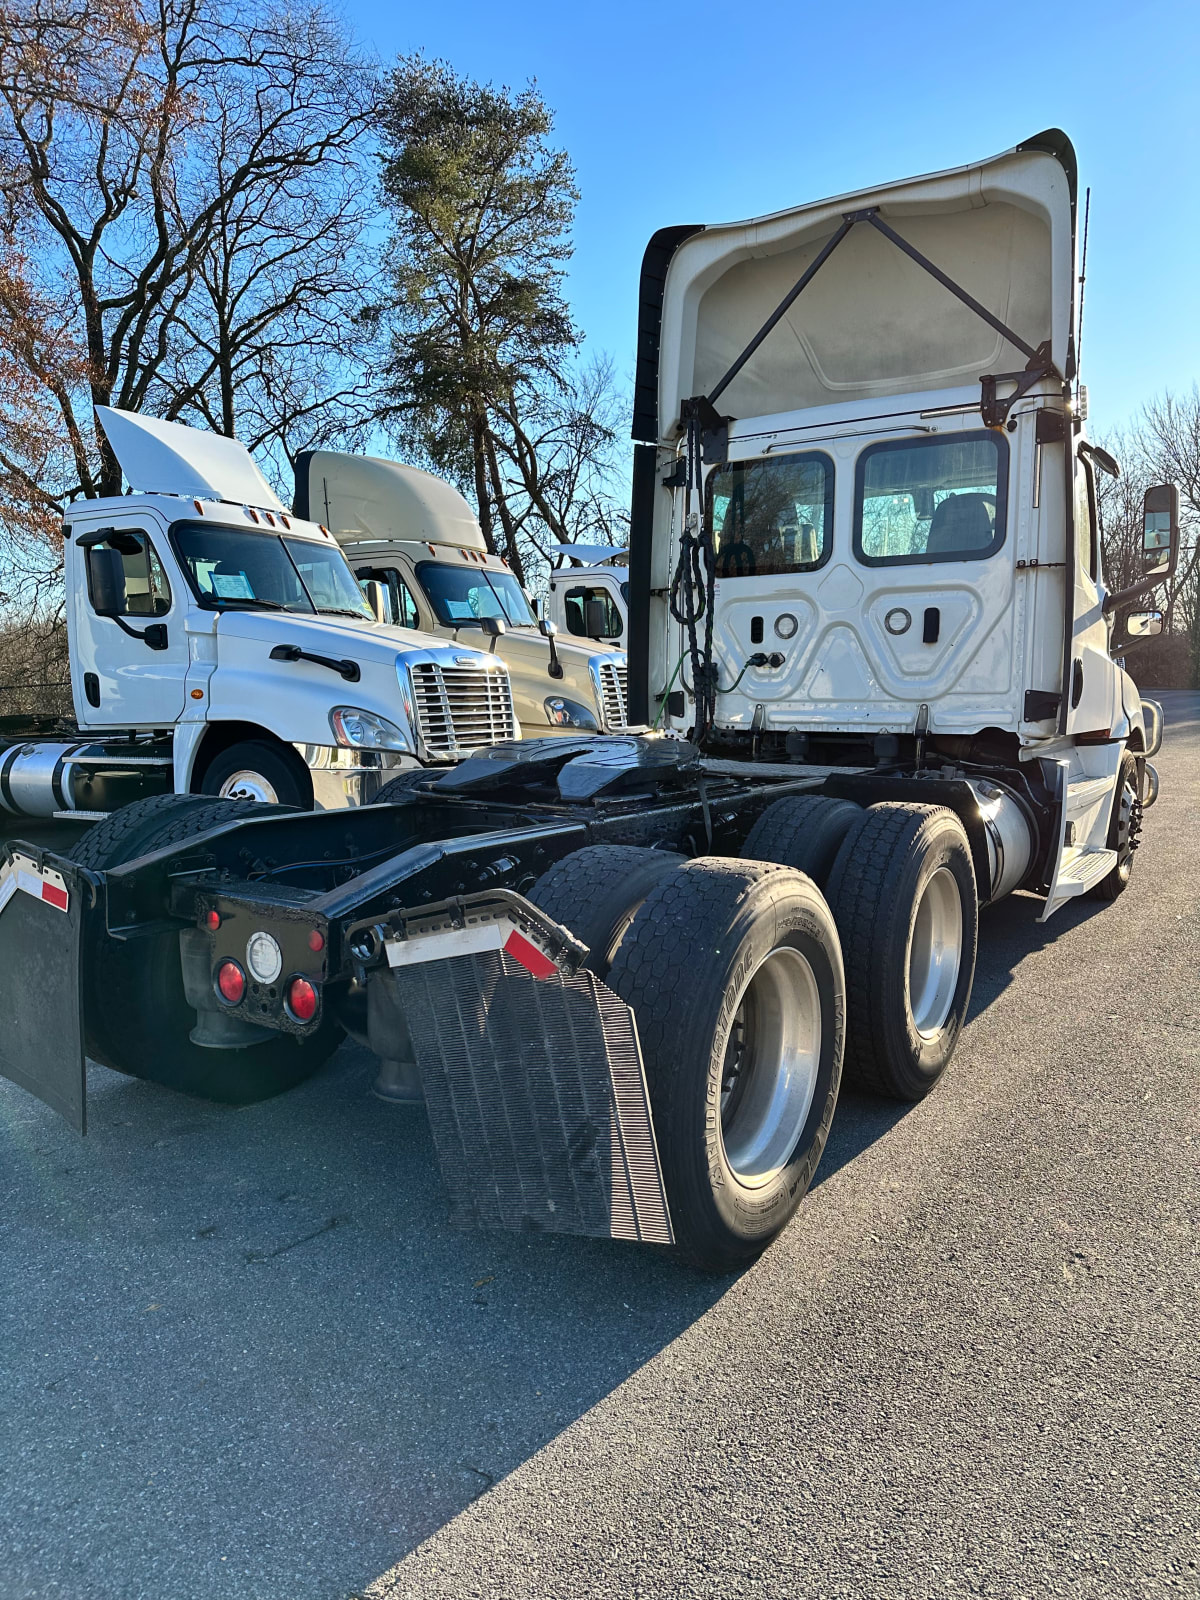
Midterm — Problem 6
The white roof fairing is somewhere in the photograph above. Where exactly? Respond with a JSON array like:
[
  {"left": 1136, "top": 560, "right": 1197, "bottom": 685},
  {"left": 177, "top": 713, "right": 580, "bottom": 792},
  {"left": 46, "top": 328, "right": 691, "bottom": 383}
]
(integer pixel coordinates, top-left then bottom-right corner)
[
  {"left": 94, "top": 407, "right": 286, "bottom": 511},
  {"left": 656, "top": 134, "right": 1077, "bottom": 436},
  {"left": 303, "top": 451, "right": 488, "bottom": 552}
]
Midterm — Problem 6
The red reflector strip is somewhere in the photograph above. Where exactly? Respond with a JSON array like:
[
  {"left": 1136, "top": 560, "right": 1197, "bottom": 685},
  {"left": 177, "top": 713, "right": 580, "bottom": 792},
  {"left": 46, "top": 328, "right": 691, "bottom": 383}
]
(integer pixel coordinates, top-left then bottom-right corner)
[
  {"left": 502, "top": 928, "right": 558, "bottom": 979},
  {"left": 384, "top": 916, "right": 560, "bottom": 978},
  {"left": 0, "top": 854, "right": 70, "bottom": 915},
  {"left": 41, "top": 881, "right": 69, "bottom": 912}
]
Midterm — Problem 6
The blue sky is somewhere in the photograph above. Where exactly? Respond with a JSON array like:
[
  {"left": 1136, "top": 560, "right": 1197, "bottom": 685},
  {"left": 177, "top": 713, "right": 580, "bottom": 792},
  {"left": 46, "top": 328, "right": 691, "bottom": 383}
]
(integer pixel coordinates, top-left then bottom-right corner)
[{"left": 344, "top": 0, "right": 1200, "bottom": 437}]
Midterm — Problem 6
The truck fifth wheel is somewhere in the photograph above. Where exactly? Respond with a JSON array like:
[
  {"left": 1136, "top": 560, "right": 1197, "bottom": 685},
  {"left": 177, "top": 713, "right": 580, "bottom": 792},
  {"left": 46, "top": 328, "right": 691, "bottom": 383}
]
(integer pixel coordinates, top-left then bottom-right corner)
[{"left": 0, "top": 131, "right": 1177, "bottom": 1272}]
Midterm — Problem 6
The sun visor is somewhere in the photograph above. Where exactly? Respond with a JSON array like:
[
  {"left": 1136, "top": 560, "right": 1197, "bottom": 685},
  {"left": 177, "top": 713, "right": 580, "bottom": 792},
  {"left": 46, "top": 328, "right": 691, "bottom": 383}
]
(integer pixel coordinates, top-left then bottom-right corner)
[
  {"left": 94, "top": 407, "right": 285, "bottom": 511},
  {"left": 298, "top": 451, "right": 487, "bottom": 552},
  {"left": 656, "top": 135, "right": 1076, "bottom": 434}
]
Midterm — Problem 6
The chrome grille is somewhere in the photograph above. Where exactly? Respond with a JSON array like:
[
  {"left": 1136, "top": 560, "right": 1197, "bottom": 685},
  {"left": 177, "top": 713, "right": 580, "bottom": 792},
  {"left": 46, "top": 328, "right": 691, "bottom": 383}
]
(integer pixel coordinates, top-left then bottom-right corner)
[
  {"left": 408, "top": 662, "right": 517, "bottom": 756},
  {"left": 596, "top": 658, "right": 628, "bottom": 731}
]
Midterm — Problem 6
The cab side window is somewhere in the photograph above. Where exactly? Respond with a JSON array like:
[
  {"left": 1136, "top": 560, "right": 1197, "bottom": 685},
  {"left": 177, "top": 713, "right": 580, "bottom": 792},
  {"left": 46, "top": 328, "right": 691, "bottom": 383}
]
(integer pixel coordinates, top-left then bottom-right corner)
[
  {"left": 85, "top": 531, "right": 172, "bottom": 617},
  {"left": 381, "top": 568, "right": 421, "bottom": 630},
  {"left": 563, "top": 585, "right": 623, "bottom": 638}
]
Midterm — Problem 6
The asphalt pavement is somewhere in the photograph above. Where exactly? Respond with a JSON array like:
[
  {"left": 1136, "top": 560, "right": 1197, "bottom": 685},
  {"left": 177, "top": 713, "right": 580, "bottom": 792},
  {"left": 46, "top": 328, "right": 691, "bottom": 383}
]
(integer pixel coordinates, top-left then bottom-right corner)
[{"left": 2, "top": 696, "right": 1197, "bottom": 1600}]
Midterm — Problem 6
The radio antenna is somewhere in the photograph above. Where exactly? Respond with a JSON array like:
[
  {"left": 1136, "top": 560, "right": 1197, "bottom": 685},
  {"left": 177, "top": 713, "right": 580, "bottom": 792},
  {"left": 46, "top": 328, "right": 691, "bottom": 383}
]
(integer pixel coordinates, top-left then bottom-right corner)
[{"left": 1076, "top": 186, "right": 1091, "bottom": 406}]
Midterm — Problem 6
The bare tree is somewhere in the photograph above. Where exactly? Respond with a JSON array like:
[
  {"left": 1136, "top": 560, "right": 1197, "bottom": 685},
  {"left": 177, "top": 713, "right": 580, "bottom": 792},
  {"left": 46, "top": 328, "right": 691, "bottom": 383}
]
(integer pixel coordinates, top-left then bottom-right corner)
[
  {"left": 0, "top": 0, "right": 380, "bottom": 582},
  {"left": 488, "top": 353, "right": 631, "bottom": 581}
]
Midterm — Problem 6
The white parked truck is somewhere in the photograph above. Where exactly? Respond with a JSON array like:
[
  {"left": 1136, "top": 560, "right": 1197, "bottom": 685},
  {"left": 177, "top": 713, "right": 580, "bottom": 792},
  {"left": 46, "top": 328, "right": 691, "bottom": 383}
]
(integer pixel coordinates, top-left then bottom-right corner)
[
  {"left": 0, "top": 132, "right": 1177, "bottom": 1274},
  {"left": 294, "top": 451, "right": 630, "bottom": 738},
  {"left": 0, "top": 408, "right": 519, "bottom": 819},
  {"left": 546, "top": 542, "right": 629, "bottom": 645}
]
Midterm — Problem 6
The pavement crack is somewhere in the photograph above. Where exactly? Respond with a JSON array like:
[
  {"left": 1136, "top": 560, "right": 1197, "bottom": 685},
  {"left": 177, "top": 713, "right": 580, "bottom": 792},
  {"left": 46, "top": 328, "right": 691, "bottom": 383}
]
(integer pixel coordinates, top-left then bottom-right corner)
[
  {"left": 244, "top": 1214, "right": 350, "bottom": 1263},
  {"left": 462, "top": 1463, "right": 496, "bottom": 1500}
]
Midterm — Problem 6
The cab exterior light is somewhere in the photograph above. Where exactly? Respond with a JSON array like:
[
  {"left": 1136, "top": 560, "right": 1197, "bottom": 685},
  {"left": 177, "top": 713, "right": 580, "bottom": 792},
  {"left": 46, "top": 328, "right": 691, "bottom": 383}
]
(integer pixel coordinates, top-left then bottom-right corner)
[
  {"left": 246, "top": 931, "right": 283, "bottom": 984},
  {"left": 329, "top": 707, "right": 412, "bottom": 752},
  {"left": 544, "top": 696, "right": 599, "bottom": 730}
]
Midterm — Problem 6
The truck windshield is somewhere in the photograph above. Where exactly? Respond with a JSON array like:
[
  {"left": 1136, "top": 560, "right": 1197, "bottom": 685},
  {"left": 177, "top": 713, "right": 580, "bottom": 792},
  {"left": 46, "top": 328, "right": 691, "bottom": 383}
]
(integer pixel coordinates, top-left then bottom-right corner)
[
  {"left": 417, "top": 561, "right": 538, "bottom": 628},
  {"left": 172, "top": 523, "right": 372, "bottom": 619}
]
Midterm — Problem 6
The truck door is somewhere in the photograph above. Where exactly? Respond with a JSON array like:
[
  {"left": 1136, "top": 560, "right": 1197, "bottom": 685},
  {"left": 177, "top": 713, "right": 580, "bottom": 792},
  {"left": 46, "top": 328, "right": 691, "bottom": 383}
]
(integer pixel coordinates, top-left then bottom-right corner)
[
  {"left": 74, "top": 529, "right": 190, "bottom": 728},
  {"left": 1064, "top": 455, "right": 1115, "bottom": 735}
]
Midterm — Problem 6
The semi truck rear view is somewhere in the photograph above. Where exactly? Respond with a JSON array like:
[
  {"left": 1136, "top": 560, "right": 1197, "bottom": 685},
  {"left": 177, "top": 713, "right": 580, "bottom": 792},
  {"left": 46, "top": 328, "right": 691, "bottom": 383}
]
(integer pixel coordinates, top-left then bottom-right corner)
[{"left": 0, "top": 131, "right": 1177, "bottom": 1273}]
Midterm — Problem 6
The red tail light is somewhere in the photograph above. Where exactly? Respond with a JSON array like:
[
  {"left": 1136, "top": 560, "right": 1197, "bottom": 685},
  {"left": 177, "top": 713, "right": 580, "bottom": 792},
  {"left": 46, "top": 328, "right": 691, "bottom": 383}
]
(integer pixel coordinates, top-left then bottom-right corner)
[
  {"left": 216, "top": 960, "right": 245, "bottom": 1005},
  {"left": 286, "top": 976, "right": 318, "bottom": 1022}
]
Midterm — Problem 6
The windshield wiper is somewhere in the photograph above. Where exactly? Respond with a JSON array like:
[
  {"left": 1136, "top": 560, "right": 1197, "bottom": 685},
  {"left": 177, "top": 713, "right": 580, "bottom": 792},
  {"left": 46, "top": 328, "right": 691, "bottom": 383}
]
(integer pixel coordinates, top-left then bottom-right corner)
[
  {"left": 318, "top": 607, "right": 372, "bottom": 620},
  {"left": 200, "top": 594, "right": 292, "bottom": 612}
]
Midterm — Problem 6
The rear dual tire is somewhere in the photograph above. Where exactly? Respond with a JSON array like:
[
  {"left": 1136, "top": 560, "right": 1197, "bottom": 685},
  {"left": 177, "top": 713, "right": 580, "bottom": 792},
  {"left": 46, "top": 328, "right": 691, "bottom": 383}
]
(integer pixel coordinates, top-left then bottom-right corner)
[
  {"left": 533, "top": 850, "right": 845, "bottom": 1272},
  {"left": 827, "top": 802, "right": 978, "bottom": 1101}
]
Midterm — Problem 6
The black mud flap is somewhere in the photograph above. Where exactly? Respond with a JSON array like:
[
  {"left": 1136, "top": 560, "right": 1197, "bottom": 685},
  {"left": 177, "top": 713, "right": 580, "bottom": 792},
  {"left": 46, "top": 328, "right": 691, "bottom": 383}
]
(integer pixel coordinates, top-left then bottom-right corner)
[
  {"left": 0, "top": 846, "right": 91, "bottom": 1133},
  {"left": 385, "top": 951, "right": 674, "bottom": 1245}
]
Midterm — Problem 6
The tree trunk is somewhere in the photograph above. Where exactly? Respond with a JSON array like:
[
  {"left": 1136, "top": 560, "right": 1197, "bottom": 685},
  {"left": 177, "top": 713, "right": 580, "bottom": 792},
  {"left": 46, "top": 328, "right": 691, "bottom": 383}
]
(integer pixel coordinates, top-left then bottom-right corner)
[
  {"left": 484, "top": 429, "right": 525, "bottom": 585},
  {"left": 471, "top": 412, "right": 496, "bottom": 552}
]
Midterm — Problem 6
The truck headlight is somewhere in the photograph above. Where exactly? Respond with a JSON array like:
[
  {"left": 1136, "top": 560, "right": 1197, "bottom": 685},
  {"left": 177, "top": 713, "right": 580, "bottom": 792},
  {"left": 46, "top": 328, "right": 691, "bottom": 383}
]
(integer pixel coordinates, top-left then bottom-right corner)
[
  {"left": 330, "top": 707, "right": 413, "bottom": 751},
  {"left": 544, "top": 696, "right": 598, "bottom": 730}
]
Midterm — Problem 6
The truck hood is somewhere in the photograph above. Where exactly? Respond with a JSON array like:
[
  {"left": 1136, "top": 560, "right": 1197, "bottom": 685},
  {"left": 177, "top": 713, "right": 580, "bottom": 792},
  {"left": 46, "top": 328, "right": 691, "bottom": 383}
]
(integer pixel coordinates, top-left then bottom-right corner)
[
  {"left": 654, "top": 129, "right": 1076, "bottom": 430},
  {"left": 213, "top": 607, "right": 494, "bottom": 670}
]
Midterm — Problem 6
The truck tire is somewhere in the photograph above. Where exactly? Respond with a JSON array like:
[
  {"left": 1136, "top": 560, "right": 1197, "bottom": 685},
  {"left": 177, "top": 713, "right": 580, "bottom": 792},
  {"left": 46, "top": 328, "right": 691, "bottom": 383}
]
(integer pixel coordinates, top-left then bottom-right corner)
[
  {"left": 1090, "top": 750, "right": 1141, "bottom": 901},
  {"left": 826, "top": 802, "right": 977, "bottom": 1102},
  {"left": 741, "top": 795, "right": 862, "bottom": 889},
  {"left": 197, "top": 740, "right": 309, "bottom": 807},
  {"left": 69, "top": 796, "right": 340, "bottom": 1102},
  {"left": 605, "top": 858, "right": 844, "bottom": 1272},
  {"left": 371, "top": 769, "right": 442, "bottom": 804},
  {"left": 527, "top": 844, "right": 686, "bottom": 976}
]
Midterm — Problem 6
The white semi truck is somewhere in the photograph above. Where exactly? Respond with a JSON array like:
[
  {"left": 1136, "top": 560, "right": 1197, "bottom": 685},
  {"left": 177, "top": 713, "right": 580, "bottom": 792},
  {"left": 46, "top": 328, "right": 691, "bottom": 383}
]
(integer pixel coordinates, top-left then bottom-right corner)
[
  {"left": 294, "top": 451, "right": 630, "bottom": 738},
  {"left": 0, "top": 131, "right": 1177, "bottom": 1273},
  {"left": 0, "top": 408, "right": 520, "bottom": 819},
  {"left": 546, "top": 542, "right": 629, "bottom": 645}
]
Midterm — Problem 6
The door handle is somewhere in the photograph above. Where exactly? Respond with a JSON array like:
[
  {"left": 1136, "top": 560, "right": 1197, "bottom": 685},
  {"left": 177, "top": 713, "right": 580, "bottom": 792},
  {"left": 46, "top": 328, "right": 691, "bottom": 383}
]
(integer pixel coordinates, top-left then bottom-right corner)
[{"left": 269, "top": 644, "right": 361, "bottom": 683}]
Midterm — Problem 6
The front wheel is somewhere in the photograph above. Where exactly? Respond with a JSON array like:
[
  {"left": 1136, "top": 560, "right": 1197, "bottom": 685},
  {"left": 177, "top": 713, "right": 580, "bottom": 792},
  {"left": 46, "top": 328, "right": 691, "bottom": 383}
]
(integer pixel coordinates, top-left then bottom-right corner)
[
  {"left": 606, "top": 858, "right": 845, "bottom": 1272},
  {"left": 1090, "top": 750, "right": 1142, "bottom": 901},
  {"left": 197, "top": 740, "right": 310, "bottom": 807}
]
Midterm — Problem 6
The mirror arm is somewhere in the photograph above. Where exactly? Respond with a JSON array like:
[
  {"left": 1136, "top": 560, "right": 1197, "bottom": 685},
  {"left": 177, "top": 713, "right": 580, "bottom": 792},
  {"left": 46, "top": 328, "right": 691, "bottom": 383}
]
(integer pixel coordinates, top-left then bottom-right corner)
[
  {"left": 99, "top": 612, "right": 168, "bottom": 650},
  {"left": 1103, "top": 574, "right": 1169, "bottom": 616}
]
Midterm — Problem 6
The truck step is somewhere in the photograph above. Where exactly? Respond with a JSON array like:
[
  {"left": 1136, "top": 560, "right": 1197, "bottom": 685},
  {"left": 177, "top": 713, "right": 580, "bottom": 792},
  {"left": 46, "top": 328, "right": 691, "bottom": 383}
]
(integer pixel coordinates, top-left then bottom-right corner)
[
  {"left": 66, "top": 754, "right": 173, "bottom": 767},
  {"left": 1048, "top": 844, "right": 1116, "bottom": 898},
  {"left": 53, "top": 810, "right": 106, "bottom": 822},
  {"left": 1063, "top": 775, "right": 1113, "bottom": 816}
]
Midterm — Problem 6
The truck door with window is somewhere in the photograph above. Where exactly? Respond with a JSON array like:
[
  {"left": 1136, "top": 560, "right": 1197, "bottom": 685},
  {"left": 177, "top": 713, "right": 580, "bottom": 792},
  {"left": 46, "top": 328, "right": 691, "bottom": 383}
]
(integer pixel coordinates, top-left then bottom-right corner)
[{"left": 70, "top": 525, "right": 190, "bottom": 729}]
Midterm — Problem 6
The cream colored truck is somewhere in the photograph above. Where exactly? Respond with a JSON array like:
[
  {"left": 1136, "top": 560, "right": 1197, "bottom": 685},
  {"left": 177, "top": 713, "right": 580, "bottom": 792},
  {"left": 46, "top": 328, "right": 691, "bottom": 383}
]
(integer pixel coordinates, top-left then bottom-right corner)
[{"left": 294, "top": 452, "right": 629, "bottom": 740}]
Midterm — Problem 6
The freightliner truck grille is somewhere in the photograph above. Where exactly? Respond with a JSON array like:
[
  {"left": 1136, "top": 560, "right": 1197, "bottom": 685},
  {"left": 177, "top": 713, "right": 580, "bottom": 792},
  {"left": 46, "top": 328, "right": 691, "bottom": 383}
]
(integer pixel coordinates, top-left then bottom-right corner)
[
  {"left": 408, "top": 662, "right": 517, "bottom": 756},
  {"left": 593, "top": 658, "right": 628, "bottom": 731}
]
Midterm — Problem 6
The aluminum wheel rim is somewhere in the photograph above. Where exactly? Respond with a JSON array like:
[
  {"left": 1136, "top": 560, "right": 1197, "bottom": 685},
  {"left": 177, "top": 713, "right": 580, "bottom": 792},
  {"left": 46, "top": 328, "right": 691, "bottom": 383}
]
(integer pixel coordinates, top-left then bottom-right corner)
[
  {"left": 719, "top": 945, "right": 822, "bottom": 1190},
  {"left": 908, "top": 867, "right": 963, "bottom": 1038},
  {"left": 1115, "top": 772, "right": 1138, "bottom": 881},
  {"left": 218, "top": 770, "right": 279, "bottom": 803}
]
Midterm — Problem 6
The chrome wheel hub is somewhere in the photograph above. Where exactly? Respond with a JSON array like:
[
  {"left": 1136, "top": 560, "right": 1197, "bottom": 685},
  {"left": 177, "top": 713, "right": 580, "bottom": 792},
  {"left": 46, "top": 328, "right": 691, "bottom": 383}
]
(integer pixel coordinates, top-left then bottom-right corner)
[
  {"left": 907, "top": 867, "right": 963, "bottom": 1038},
  {"left": 719, "top": 945, "right": 821, "bottom": 1190},
  {"left": 218, "top": 770, "right": 279, "bottom": 803}
]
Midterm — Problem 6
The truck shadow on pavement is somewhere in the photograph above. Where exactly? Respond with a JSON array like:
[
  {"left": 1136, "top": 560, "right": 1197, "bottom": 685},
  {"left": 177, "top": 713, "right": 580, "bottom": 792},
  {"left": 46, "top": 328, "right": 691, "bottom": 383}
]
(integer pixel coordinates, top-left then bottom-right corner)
[{"left": 0, "top": 878, "right": 1119, "bottom": 1600}]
